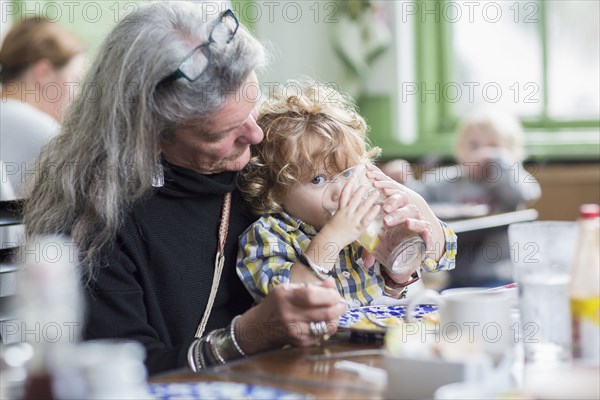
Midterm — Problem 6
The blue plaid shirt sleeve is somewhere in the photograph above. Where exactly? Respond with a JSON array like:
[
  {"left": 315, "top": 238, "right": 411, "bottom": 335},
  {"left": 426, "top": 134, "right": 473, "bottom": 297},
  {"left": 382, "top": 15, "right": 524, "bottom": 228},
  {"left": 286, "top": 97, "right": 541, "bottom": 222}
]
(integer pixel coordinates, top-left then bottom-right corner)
[
  {"left": 420, "top": 220, "right": 457, "bottom": 273},
  {"left": 236, "top": 220, "right": 298, "bottom": 303}
]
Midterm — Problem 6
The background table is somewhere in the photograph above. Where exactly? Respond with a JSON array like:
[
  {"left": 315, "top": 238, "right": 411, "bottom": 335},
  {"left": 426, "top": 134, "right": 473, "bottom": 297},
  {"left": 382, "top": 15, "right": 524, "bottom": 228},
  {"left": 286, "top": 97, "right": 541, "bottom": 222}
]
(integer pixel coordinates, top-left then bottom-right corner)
[
  {"left": 444, "top": 209, "right": 539, "bottom": 288},
  {"left": 446, "top": 209, "right": 539, "bottom": 234}
]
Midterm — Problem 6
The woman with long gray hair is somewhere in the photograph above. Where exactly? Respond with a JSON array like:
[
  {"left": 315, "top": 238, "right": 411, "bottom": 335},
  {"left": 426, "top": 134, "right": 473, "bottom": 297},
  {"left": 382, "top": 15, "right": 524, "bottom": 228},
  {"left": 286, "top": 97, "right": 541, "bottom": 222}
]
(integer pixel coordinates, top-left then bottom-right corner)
[
  {"left": 24, "top": 1, "right": 447, "bottom": 375},
  {"left": 24, "top": 2, "right": 348, "bottom": 375}
]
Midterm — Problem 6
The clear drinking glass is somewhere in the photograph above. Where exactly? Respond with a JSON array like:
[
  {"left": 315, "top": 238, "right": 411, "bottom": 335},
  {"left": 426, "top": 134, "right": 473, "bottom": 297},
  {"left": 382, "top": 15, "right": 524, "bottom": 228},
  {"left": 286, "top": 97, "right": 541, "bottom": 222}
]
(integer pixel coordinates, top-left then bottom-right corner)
[
  {"left": 508, "top": 221, "right": 578, "bottom": 365},
  {"left": 322, "top": 164, "right": 426, "bottom": 281}
]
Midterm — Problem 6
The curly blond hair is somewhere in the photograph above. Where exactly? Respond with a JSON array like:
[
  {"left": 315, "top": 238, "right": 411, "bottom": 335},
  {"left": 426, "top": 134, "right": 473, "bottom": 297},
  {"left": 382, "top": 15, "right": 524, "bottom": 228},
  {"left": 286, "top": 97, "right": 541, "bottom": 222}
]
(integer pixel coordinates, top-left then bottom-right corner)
[
  {"left": 239, "top": 80, "right": 379, "bottom": 215},
  {"left": 454, "top": 105, "right": 526, "bottom": 163}
]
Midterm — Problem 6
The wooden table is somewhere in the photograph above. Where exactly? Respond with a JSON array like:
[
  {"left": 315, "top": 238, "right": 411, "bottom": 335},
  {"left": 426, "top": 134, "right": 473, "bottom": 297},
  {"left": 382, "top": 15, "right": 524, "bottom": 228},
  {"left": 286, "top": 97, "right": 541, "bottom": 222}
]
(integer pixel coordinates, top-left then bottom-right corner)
[
  {"left": 151, "top": 333, "right": 388, "bottom": 399},
  {"left": 149, "top": 326, "right": 600, "bottom": 400}
]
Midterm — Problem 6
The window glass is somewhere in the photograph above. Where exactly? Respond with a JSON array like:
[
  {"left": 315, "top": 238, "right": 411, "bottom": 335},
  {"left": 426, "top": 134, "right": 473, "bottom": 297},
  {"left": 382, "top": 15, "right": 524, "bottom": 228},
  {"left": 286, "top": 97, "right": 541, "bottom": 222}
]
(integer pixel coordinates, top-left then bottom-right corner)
[
  {"left": 450, "top": 0, "right": 543, "bottom": 118},
  {"left": 546, "top": 0, "right": 599, "bottom": 119}
]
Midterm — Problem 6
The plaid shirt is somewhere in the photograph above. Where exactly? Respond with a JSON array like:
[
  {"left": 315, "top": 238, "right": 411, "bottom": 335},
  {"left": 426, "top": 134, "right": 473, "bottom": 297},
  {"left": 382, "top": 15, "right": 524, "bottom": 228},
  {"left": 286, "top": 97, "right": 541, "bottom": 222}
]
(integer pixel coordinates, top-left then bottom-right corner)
[{"left": 236, "top": 212, "right": 457, "bottom": 306}]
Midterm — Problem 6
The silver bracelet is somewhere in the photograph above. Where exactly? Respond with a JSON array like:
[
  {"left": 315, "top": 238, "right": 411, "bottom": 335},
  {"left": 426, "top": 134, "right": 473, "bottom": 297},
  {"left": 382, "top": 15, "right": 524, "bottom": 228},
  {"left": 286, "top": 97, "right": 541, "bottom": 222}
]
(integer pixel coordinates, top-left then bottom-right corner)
[
  {"left": 297, "top": 252, "right": 331, "bottom": 281},
  {"left": 187, "top": 338, "right": 202, "bottom": 372},
  {"left": 230, "top": 315, "right": 246, "bottom": 357},
  {"left": 207, "top": 330, "right": 226, "bottom": 365}
]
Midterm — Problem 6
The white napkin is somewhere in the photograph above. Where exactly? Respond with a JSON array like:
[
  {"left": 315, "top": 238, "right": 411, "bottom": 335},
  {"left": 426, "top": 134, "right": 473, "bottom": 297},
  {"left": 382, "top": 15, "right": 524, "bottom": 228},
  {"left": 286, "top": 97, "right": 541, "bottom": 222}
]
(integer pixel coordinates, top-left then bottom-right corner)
[{"left": 370, "top": 296, "right": 410, "bottom": 306}]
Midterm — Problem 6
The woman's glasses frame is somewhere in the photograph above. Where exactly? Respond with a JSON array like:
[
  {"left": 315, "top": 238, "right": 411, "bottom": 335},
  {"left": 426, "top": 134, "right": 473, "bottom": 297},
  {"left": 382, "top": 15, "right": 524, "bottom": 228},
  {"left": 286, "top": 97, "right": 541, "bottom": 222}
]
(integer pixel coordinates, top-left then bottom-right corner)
[{"left": 158, "top": 9, "right": 239, "bottom": 85}]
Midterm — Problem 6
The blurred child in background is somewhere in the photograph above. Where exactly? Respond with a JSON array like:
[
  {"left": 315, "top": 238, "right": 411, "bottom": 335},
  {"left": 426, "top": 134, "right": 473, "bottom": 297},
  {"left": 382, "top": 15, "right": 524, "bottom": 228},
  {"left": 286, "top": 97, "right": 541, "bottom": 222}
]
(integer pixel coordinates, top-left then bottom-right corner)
[
  {"left": 382, "top": 106, "right": 541, "bottom": 287},
  {"left": 383, "top": 106, "right": 541, "bottom": 213}
]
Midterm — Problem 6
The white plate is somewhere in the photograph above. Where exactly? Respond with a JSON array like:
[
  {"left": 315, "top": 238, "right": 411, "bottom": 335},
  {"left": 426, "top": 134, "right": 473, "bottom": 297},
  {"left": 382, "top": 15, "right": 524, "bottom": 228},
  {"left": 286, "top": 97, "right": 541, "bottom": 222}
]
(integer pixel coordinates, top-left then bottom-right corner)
[
  {"left": 435, "top": 382, "right": 513, "bottom": 400},
  {"left": 339, "top": 304, "right": 437, "bottom": 332},
  {"left": 149, "top": 382, "right": 306, "bottom": 400}
]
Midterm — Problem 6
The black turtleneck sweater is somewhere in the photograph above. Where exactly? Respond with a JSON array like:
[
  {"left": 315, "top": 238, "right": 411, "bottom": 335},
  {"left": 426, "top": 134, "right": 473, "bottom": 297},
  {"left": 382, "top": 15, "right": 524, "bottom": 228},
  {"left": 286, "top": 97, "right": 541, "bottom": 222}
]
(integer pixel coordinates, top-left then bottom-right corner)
[{"left": 83, "top": 163, "right": 255, "bottom": 375}]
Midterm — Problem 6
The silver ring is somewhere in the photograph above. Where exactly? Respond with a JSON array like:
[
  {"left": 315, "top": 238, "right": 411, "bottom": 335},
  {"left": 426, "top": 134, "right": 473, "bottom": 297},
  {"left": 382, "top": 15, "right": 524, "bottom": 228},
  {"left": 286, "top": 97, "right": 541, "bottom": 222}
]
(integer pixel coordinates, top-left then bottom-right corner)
[
  {"left": 309, "top": 321, "right": 319, "bottom": 337},
  {"left": 317, "top": 321, "right": 327, "bottom": 337},
  {"left": 309, "top": 321, "right": 329, "bottom": 339}
]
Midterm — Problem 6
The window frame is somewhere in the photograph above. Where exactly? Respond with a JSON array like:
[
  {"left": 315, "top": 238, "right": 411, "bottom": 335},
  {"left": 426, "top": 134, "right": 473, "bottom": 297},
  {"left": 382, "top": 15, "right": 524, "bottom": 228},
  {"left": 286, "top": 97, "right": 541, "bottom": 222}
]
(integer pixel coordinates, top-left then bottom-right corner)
[{"left": 368, "top": 0, "right": 599, "bottom": 162}]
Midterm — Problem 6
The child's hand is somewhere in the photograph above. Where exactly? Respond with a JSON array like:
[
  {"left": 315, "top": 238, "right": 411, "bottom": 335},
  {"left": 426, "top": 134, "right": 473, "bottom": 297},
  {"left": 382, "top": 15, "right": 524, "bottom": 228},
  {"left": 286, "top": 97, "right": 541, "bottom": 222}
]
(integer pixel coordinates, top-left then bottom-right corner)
[
  {"left": 471, "top": 146, "right": 515, "bottom": 181},
  {"left": 474, "top": 145, "right": 500, "bottom": 160},
  {"left": 319, "top": 178, "right": 381, "bottom": 249}
]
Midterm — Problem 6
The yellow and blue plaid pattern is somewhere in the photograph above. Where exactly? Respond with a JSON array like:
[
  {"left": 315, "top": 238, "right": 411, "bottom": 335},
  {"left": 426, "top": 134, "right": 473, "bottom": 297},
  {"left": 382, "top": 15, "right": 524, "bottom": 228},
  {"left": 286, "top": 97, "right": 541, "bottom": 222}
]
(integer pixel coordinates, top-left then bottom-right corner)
[{"left": 236, "top": 212, "right": 457, "bottom": 306}]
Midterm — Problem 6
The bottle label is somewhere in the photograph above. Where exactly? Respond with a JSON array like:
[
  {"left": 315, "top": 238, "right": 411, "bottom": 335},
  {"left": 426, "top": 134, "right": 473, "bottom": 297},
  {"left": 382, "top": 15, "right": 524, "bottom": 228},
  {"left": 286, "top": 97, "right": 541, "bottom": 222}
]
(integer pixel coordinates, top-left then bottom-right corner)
[
  {"left": 571, "top": 297, "right": 600, "bottom": 361},
  {"left": 571, "top": 297, "right": 600, "bottom": 326}
]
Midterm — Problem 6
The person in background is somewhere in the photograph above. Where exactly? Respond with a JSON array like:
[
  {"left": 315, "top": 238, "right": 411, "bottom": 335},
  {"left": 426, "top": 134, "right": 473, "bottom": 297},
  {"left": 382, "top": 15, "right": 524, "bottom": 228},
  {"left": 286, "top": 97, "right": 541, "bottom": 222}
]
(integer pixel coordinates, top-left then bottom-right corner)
[
  {"left": 382, "top": 106, "right": 541, "bottom": 287},
  {"left": 0, "top": 17, "right": 86, "bottom": 197},
  {"left": 382, "top": 106, "right": 541, "bottom": 213},
  {"left": 24, "top": 3, "right": 420, "bottom": 376},
  {"left": 237, "top": 81, "right": 456, "bottom": 306}
]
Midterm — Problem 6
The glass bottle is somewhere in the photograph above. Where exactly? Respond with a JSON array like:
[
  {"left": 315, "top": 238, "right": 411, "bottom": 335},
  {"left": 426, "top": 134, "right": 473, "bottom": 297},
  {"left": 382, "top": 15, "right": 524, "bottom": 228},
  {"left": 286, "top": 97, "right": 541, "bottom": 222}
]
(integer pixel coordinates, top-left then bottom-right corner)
[
  {"left": 18, "top": 236, "right": 83, "bottom": 399},
  {"left": 569, "top": 204, "right": 600, "bottom": 363}
]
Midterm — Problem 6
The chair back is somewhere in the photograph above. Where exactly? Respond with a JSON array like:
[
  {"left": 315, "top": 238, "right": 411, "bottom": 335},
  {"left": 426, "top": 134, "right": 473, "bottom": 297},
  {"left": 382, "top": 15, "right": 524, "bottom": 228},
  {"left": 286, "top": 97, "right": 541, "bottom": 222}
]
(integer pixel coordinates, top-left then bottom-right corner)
[{"left": 0, "top": 199, "right": 25, "bottom": 344}]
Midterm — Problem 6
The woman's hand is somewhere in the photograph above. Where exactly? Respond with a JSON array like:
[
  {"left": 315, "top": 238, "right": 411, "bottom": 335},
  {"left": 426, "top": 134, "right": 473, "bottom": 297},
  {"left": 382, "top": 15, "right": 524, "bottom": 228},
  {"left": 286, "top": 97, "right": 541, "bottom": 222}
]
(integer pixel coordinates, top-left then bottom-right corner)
[
  {"left": 362, "top": 164, "right": 446, "bottom": 267},
  {"left": 234, "top": 279, "right": 347, "bottom": 355},
  {"left": 380, "top": 159, "right": 415, "bottom": 185}
]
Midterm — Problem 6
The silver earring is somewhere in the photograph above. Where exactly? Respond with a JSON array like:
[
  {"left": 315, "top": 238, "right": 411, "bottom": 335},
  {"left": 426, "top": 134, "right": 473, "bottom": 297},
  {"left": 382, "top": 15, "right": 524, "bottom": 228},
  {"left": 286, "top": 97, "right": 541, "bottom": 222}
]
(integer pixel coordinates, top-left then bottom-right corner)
[{"left": 152, "top": 157, "right": 164, "bottom": 188}]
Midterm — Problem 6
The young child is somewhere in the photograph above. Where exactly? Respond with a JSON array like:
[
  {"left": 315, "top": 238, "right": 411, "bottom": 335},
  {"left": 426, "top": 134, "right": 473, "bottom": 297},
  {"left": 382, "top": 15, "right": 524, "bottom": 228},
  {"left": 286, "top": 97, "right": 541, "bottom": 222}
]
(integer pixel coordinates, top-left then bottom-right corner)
[
  {"left": 236, "top": 82, "right": 456, "bottom": 306},
  {"left": 383, "top": 106, "right": 541, "bottom": 287},
  {"left": 385, "top": 106, "right": 541, "bottom": 213}
]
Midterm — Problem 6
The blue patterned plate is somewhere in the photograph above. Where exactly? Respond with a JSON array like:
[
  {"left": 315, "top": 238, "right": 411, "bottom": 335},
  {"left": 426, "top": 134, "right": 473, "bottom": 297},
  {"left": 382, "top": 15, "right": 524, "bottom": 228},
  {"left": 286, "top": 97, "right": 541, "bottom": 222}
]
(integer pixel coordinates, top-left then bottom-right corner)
[
  {"left": 339, "top": 304, "right": 437, "bottom": 333},
  {"left": 149, "top": 382, "right": 307, "bottom": 400}
]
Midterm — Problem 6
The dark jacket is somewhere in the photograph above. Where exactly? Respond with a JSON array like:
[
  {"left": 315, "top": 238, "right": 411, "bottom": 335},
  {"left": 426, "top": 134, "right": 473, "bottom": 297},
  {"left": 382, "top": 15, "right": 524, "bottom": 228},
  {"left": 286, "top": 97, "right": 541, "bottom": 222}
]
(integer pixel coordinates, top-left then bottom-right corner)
[{"left": 83, "top": 162, "right": 255, "bottom": 375}]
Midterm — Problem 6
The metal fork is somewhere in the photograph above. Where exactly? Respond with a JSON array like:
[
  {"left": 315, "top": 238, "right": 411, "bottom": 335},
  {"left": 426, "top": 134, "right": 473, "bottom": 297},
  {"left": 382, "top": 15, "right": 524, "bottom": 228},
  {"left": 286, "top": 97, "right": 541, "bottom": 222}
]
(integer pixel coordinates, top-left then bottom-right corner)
[
  {"left": 354, "top": 306, "right": 389, "bottom": 329},
  {"left": 341, "top": 299, "right": 389, "bottom": 329},
  {"left": 360, "top": 309, "right": 389, "bottom": 329}
]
